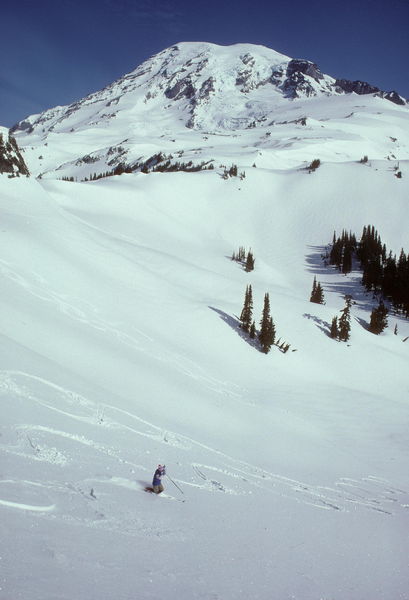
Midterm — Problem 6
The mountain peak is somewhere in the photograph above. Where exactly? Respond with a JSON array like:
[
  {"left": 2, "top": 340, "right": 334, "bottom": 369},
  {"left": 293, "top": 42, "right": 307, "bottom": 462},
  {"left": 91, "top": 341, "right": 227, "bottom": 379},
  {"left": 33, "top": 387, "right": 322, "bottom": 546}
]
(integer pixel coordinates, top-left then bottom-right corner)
[{"left": 10, "top": 41, "right": 408, "bottom": 179}]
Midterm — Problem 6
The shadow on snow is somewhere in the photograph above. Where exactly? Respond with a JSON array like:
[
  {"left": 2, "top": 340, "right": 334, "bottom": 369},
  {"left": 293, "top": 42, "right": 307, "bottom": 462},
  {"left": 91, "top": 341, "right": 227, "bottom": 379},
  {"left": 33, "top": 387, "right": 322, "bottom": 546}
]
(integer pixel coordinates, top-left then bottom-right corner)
[
  {"left": 305, "top": 245, "right": 379, "bottom": 313},
  {"left": 209, "top": 306, "right": 261, "bottom": 351}
]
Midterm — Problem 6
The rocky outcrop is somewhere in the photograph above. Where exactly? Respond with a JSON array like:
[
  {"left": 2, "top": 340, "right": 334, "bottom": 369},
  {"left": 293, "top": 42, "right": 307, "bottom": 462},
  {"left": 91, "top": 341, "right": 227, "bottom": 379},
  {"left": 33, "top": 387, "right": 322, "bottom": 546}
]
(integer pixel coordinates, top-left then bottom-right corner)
[
  {"left": 271, "top": 59, "right": 333, "bottom": 99},
  {"left": 335, "top": 79, "right": 406, "bottom": 105},
  {"left": 286, "top": 59, "right": 324, "bottom": 82},
  {"left": 0, "top": 129, "right": 29, "bottom": 176}
]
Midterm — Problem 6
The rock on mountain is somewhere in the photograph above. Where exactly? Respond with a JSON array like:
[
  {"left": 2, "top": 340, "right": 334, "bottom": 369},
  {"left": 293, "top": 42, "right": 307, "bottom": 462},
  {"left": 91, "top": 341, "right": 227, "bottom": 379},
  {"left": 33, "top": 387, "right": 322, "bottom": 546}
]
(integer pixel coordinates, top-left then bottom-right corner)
[
  {"left": 0, "top": 127, "right": 29, "bottom": 177},
  {"left": 10, "top": 42, "right": 409, "bottom": 179}
]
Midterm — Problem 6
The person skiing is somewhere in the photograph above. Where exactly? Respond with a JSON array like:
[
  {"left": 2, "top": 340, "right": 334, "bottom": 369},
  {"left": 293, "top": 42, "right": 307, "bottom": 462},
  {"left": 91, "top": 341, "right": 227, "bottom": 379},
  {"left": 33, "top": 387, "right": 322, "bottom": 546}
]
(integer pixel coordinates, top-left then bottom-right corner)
[{"left": 152, "top": 464, "right": 166, "bottom": 494}]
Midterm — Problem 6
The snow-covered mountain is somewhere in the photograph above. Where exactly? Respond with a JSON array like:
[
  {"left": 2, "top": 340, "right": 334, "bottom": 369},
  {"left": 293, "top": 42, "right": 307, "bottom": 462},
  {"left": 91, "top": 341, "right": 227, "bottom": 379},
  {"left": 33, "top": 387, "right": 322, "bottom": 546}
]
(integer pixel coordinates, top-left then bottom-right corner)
[
  {"left": 1, "top": 42, "right": 409, "bottom": 600},
  {"left": 11, "top": 42, "right": 409, "bottom": 180}
]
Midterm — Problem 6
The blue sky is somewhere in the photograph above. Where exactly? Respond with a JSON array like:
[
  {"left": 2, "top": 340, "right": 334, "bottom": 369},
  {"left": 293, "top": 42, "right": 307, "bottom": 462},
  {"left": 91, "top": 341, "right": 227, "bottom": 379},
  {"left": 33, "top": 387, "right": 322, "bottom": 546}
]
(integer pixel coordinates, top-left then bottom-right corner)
[{"left": 1, "top": 0, "right": 408, "bottom": 126}]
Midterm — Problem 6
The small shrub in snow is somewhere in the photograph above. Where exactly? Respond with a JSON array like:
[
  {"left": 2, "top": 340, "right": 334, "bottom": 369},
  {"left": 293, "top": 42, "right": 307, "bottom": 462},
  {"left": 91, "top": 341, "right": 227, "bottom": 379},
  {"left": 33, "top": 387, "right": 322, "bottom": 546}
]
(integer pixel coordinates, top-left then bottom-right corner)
[{"left": 307, "top": 158, "right": 321, "bottom": 173}]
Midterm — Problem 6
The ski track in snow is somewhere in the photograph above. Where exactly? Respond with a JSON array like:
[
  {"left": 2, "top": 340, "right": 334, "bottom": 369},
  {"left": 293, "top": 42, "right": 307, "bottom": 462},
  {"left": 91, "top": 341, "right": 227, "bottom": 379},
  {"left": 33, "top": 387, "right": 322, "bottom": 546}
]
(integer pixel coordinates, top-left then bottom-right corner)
[
  {"left": 0, "top": 259, "right": 243, "bottom": 400},
  {"left": 1, "top": 369, "right": 408, "bottom": 531}
]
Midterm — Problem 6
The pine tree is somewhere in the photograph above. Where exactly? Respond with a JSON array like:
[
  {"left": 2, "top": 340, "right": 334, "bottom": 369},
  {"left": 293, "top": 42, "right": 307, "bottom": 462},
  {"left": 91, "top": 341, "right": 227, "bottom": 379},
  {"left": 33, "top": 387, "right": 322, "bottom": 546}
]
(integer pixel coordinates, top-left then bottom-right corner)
[
  {"left": 369, "top": 301, "right": 388, "bottom": 334},
  {"left": 249, "top": 321, "right": 256, "bottom": 339},
  {"left": 310, "top": 277, "right": 325, "bottom": 304},
  {"left": 338, "top": 295, "right": 352, "bottom": 342},
  {"left": 310, "top": 276, "right": 317, "bottom": 301},
  {"left": 245, "top": 250, "right": 255, "bottom": 272},
  {"left": 315, "top": 281, "right": 325, "bottom": 304},
  {"left": 259, "top": 293, "right": 275, "bottom": 353},
  {"left": 342, "top": 245, "right": 353, "bottom": 274},
  {"left": 330, "top": 316, "right": 339, "bottom": 339},
  {"left": 240, "top": 285, "right": 253, "bottom": 333}
]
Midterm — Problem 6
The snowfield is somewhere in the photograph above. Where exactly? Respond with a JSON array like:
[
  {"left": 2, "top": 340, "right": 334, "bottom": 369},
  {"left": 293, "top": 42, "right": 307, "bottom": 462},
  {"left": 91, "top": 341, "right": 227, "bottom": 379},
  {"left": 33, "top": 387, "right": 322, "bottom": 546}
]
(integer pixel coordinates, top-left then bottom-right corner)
[
  {"left": 1, "top": 162, "right": 408, "bottom": 600},
  {"left": 1, "top": 41, "right": 409, "bottom": 600}
]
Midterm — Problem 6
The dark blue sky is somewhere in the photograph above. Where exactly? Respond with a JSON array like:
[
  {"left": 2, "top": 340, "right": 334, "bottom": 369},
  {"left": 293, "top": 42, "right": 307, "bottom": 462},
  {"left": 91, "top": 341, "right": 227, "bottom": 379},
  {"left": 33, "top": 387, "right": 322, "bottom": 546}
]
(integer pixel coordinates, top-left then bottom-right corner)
[{"left": 2, "top": 0, "right": 408, "bottom": 127}]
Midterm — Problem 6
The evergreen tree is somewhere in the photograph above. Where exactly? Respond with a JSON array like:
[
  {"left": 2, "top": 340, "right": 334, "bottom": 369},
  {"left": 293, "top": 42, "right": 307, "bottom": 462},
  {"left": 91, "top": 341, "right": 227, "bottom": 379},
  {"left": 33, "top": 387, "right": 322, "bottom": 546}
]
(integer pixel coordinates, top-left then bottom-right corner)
[
  {"left": 369, "top": 301, "right": 388, "bottom": 334},
  {"left": 338, "top": 295, "right": 352, "bottom": 342},
  {"left": 315, "top": 281, "right": 325, "bottom": 304},
  {"left": 259, "top": 293, "right": 275, "bottom": 353},
  {"left": 249, "top": 321, "right": 256, "bottom": 339},
  {"left": 310, "top": 277, "right": 325, "bottom": 304},
  {"left": 330, "top": 316, "right": 339, "bottom": 339},
  {"left": 245, "top": 250, "right": 255, "bottom": 272},
  {"left": 310, "top": 276, "right": 317, "bottom": 300},
  {"left": 342, "top": 245, "right": 353, "bottom": 274},
  {"left": 239, "top": 285, "right": 253, "bottom": 333}
]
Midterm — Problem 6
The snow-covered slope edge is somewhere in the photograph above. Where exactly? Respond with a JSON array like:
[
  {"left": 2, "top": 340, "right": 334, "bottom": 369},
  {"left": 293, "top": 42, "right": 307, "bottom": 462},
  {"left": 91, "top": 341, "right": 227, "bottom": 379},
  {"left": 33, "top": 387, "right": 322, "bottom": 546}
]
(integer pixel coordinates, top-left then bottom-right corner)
[{"left": 1, "top": 162, "right": 408, "bottom": 599}]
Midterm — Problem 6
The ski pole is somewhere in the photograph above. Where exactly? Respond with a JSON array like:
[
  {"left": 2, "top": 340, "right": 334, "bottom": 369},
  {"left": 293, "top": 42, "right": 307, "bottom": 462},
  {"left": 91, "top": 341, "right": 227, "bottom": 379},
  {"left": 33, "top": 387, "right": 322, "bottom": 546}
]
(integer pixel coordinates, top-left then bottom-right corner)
[{"left": 166, "top": 474, "right": 184, "bottom": 495}]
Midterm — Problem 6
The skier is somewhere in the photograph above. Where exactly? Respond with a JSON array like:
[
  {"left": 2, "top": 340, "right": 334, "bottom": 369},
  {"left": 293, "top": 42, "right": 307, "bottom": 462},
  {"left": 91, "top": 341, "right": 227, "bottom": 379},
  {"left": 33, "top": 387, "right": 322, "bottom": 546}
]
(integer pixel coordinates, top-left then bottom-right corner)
[{"left": 152, "top": 464, "right": 166, "bottom": 494}]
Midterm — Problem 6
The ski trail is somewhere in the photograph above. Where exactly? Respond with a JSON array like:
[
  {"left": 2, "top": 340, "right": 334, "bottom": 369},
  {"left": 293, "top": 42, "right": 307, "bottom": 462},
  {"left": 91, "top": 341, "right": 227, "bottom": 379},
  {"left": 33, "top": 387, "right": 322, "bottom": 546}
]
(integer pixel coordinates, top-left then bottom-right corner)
[
  {"left": 1, "top": 369, "right": 407, "bottom": 518},
  {"left": 0, "top": 498, "right": 55, "bottom": 512},
  {"left": 0, "top": 259, "right": 153, "bottom": 346},
  {"left": 0, "top": 257, "right": 242, "bottom": 400}
]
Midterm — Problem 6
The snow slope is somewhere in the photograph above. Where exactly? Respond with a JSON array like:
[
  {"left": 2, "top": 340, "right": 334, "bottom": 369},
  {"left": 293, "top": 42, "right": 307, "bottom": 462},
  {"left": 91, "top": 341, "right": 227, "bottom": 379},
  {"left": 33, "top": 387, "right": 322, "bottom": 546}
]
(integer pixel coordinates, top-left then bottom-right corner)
[{"left": 1, "top": 157, "right": 409, "bottom": 599}]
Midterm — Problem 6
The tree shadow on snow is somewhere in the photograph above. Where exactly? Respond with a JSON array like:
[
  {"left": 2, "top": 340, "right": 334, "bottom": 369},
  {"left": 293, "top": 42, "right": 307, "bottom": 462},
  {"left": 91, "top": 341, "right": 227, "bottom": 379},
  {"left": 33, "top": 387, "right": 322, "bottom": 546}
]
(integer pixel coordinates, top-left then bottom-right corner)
[
  {"left": 209, "top": 306, "right": 261, "bottom": 351},
  {"left": 303, "top": 313, "right": 331, "bottom": 337},
  {"left": 305, "top": 245, "right": 331, "bottom": 276},
  {"left": 355, "top": 316, "right": 369, "bottom": 332},
  {"left": 305, "top": 245, "right": 377, "bottom": 313}
]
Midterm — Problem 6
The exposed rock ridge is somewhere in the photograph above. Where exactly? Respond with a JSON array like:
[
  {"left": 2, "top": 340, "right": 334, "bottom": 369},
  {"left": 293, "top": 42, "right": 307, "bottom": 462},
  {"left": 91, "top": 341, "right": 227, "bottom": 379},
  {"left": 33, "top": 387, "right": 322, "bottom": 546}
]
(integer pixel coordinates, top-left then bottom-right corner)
[{"left": 0, "top": 129, "right": 29, "bottom": 176}]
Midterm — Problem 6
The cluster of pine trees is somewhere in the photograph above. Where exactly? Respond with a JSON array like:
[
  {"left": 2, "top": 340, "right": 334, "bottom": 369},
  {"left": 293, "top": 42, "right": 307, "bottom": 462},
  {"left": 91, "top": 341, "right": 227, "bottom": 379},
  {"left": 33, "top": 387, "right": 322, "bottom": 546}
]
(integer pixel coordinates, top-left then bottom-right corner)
[
  {"left": 148, "top": 159, "right": 214, "bottom": 173},
  {"left": 329, "top": 230, "right": 357, "bottom": 275},
  {"left": 221, "top": 164, "right": 246, "bottom": 180},
  {"left": 79, "top": 163, "right": 133, "bottom": 181},
  {"left": 329, "top": 225, "right": 409, "bottom": 317},
  {"left": 77, "top": 154, "right": 216, "bottom": 181},
  {"left": 231, "top": 247, "right": 255, "bottom": 272},
  {"left": 239, "top": 286, "right": 290, "bottom": 354},
  {"left": 240, "top": 286, "right": 276, "bottom": 353},
  {"left": 135, "top": 152, "right": 215, "bottom": 175}
]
